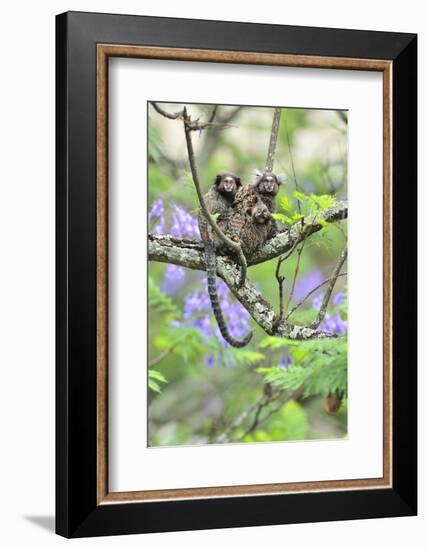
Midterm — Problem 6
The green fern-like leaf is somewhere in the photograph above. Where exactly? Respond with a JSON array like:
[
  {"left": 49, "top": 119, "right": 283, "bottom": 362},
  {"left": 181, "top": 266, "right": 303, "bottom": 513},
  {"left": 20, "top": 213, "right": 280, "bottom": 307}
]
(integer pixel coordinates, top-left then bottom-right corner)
[
  {"left": 259, "top": 336, "right": 291, "bottom": 350},
  {"left": 259, "top": 337, "right": 347, "bottom": 399},
  {"left": 149, "top": 277, "right": 180, "bottom": 317},
  {"left": 148, "top": 369, "right": 168, "bottom": 393}
]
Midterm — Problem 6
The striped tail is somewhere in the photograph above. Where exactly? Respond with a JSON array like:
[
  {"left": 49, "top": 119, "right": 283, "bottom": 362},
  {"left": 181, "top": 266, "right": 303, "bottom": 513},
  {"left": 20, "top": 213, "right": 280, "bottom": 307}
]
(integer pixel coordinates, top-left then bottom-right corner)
[{"left": 204, "top": 240, "right": 253, "bottom": 348}]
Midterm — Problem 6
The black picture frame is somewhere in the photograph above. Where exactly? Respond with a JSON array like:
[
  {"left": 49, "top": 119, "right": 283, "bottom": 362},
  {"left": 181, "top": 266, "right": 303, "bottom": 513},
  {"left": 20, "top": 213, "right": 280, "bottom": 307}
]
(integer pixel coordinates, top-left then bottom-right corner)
[{"left": 56, "top": 10, "right": 417, "bottom": 538}]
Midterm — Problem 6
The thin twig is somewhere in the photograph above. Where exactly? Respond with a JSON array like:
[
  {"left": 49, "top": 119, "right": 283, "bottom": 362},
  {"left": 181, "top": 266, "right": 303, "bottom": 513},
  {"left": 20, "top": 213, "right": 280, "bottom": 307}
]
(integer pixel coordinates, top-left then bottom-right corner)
[
  {"left": 151, "top": 102, "right": 183, "bottom": 120},
  {"left": 228, "top": 386, "right": 303, "bottom": 443},
  {"left": 281, "top": 210, "right": 320, "bottom": 317},
  {"left": 285, "top": 121, "right": 298, "bottom": 192},
  {"left": 151, "top": 102, "right": 233, "bottom": 131},
  {"left": 182, "top": 107, "right": 247, "bottom": 287},
  {"left": 284, "top": 116, "right": 304, "bottom": 229},
  {"left": 253, "top": 387, "right": 304, "bottom": 431},
  {"left": 239, "top": 396, "right": 269, "bottom": 439},
  {"left": 215, "top": 385, "right": 276, "bottom": 444},
  {"left": 274, "top": 259, "right": 286, "bottom": 326},
  {"left": 238, "top": 398, "right": 269, "bottom": 440},
  {"left": 284, "top": 240, "right": 306, "bottom": 314},
  {"left": 286, "top": 272, "right": 347, "bottom": 320},
  {"left": 208, "top": 105, "right": 218, "bottom": 123},
  {"left": 236, "top": 385, "right": 278, "bottom": 441},
  {"left": 310, "top": 246, "right": 348, "bottom": 329},
  {"left": 278, "top": 234, "right": 303, "bottom": 264},
  {"left": 148, "top": 347, "right": 173, "bottom": 368},
  {"left": 337, "top": 110, "right": 348, "bottom": 124},
  {"left": 265, "top": 108, "right": 282, "bottom": 172},
  {"left": 272, "top": 231, "right": 305, "bottom": 328},
  {"left": 213, "top": 401, "right": 260, "bottom": 444}
]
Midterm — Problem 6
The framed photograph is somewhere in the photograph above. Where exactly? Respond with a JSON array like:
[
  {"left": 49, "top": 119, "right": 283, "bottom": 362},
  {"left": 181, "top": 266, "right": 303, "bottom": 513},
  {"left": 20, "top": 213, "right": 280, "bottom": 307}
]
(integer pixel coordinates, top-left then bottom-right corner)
[{"left": 56, "top": 11, "right": 417, "bottom": 538}]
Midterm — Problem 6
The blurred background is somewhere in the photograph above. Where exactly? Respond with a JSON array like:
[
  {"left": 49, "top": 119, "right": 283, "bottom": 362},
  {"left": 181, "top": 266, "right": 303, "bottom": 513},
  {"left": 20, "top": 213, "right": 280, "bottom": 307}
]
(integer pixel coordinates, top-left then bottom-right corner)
[{"left": 148, "top": 102, "right": 348, "bottom": 447}]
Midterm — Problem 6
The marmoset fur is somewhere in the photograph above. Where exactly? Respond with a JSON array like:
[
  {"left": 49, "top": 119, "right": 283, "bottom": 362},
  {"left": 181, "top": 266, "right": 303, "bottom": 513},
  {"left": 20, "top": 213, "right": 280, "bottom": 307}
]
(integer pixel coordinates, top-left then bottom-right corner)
[{"left": 220, "top": 194, "right": 274, "bottom": 257}]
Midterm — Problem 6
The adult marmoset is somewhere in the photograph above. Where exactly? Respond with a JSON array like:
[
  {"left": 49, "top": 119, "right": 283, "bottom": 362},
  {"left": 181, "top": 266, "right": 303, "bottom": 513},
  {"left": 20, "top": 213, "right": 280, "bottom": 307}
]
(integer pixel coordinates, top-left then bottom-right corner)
[{"left": 198, "top": 173, "right": 253, "bottom": 348}]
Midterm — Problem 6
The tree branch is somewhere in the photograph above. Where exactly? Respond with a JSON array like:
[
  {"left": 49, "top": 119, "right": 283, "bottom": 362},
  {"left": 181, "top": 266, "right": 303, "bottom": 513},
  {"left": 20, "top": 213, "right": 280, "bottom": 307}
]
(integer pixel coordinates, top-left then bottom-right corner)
[
  {"left": 148, "top": 200, "right": 346, "bottom": 268},
  {"left": 265, "top": 108, "right": 282, "bottom": 172},
  {"left": 151, "top": 102, "right": 183, "bottom": 120},
  {"left": 151, "top": 102, "right": 234, "bottom": 131},
  {"left": 148, "top": 202, "right": 347, "bottom": 340}
]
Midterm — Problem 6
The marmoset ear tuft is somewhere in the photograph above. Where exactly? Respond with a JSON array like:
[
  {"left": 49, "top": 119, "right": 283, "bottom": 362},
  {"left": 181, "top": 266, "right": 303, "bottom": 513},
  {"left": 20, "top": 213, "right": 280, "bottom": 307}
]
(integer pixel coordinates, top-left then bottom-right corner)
[{"left": 250, "top": 169, "right": 263, "bottom": 187}]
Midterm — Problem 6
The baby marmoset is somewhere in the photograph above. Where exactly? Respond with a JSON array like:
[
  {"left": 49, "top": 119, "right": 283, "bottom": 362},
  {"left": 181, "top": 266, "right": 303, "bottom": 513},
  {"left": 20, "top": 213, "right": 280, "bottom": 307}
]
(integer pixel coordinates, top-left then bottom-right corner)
[{"left": 217, "top": 193, "right": 274, "bottom": 257}]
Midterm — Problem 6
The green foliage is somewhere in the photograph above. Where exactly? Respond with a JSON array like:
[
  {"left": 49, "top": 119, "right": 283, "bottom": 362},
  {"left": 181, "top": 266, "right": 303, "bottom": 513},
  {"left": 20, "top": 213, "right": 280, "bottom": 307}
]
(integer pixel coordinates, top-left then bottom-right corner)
[
  {"left": 278, "top": 194, "right": 294, "bottom": 213},
  {"left": 148, "top": 369, "right": 167, "bottom": 393},
  {"left": 337, "top": 291, "right": 348, "bottom": 320},
  {"left": 272, "top": 212, "right": 304, "bottom": 226},
  {"left": 149, "top": 277, "right": 214, "bottom": 366},
  {"left": 258, "top": 337, "right": 347, "bottom": 399},
  {"left": 303, "top": 228, "right": 335, "bottom": 254},
  {"left": 148, "top": 124, "right": 164, "bottom": 164},
  {"left": 148, "top": 276, "right": 179, "bottom": 317},
  {"left": 229, "top": 349, "right": 265, "bottom": 367},
  {"left": 239, "top": 400, "right": 310, "bottom": 442},
  {"left": 274, "top": 190, "right": 338, "bottom": 229},
  {"left": 259, "top": 336, "right": 291, "bottom": 350},
  {"left": 155, "top": 325, "right": 212, "bottom": 363}
]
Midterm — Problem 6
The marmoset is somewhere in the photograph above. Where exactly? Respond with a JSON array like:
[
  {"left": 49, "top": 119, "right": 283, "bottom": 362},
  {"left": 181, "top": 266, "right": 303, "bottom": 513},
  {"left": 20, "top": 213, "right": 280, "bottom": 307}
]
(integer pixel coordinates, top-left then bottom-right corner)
[
  {"left": 198, "top": 173, "right": 253, "bottom": 348},
  {"left": 221, "top": 194, "right": 274, "bottom": 257}
]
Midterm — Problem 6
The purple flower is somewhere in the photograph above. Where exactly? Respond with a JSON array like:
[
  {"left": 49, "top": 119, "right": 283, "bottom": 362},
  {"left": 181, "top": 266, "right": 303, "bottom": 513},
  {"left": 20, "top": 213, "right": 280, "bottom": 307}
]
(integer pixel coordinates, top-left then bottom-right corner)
[
  {"left": 193, "top": 315, "right": 212, "bottom": 339},
  {"left": 219, "top": 350, "right": 236, "bottom": 368},
  {"left": 206, "top": 355, "right": 215, "bottom": 368},
  {"left": 279, "top": 354, "right": 292, "bottom": 370},
  {"left": 321, "top": 312, "right": 347, "bottom": 335},
  {"left": 183, "top": 289, "right": 210, "bottom": 319},
  {"left": 333, "top": 292, "right": 346, "bottom": 306},
  {"left": 181, "top": 279, "right": 251, "bottom": 350},
  {"left": 148, "top": 199, "right": 166, "bottom": 234},
  {"left": 223, "top": 302, "right": 250, "bottom": 339},
  {"left": 170, "top": 205, "right": 200, "bottom": 238},
  {"left": 312, "top": 293, "right": 323, "bottom": 310},
  {"left": 148, "top": 199, "right": 164, "bottom": 221},
  {"left": 294, "top": 270, "right": 323, "bottom": 301},
  {"left": 154, "top": 216, "right": 166, "bottom": 234},
  {"left": 162, "top": 264, "right": 186, "bottom": 294}
]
